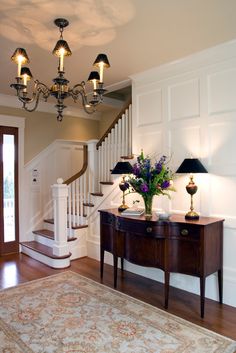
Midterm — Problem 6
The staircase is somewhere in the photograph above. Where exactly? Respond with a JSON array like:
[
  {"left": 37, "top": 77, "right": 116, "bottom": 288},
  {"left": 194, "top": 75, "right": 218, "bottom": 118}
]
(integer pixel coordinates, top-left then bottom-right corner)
[{"left": 20, "top": 100, "right": 133, "bottom": 268}]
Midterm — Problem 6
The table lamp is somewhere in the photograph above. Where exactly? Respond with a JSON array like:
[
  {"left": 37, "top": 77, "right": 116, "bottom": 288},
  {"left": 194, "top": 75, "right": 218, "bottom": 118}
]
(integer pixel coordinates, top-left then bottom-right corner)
[
  {"left": 111, "top": 161, "right": 133, "bottom": 212},
  {"left": 176, "top": 158, "right": 208, "bottom": 220}
]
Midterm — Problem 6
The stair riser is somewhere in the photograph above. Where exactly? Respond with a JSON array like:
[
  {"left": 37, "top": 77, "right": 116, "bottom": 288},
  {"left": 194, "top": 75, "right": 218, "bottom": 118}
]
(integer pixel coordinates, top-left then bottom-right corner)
[
  {"left": 34, "top": 234, "right": 54, "bottom": 247},
  {"left": 44, "top": 222, "right": 86, "bottom": 236},
  {"left": 21, "top": 245, "right": 71, "bottom": 269}
]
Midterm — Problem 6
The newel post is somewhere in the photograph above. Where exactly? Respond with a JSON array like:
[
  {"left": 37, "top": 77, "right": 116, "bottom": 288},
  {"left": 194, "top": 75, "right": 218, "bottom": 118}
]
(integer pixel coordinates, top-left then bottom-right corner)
[
  {"left": 87, "top": 139, "right": 98, "bottom": 193},
  {"left": 51, "top": 178, "right": 70, "bottom": 257}
]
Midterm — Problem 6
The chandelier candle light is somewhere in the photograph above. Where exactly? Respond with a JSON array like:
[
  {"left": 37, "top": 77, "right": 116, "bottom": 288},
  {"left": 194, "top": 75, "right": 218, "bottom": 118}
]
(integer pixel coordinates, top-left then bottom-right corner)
[{"left": 10, "top": 18, "right": 110, "bottom": 121}]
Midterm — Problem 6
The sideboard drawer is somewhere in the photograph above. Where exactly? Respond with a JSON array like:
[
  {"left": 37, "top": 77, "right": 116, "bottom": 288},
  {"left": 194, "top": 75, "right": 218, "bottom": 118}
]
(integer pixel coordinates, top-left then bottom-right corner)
[
  {"left": 101, "top": 211, "right": 115, "bottom": 226},
  {"left": 169, "top": 224, "right": 200, "bottom": 240},
  {"left": 119, "top": 218, "right": 165, "bottom": 238}
]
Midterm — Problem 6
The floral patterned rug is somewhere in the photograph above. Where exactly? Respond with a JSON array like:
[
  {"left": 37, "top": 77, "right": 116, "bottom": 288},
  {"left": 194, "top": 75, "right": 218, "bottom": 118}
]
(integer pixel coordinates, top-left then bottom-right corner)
[{"left": 0, "top": 271, "right": 235, "bottom": 353}]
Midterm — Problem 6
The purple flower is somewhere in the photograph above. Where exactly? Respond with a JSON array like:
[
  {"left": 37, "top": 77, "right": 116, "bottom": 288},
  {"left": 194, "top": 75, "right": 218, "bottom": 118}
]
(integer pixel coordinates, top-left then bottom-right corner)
[
  {"left": 140, "top": 183, "right": 149, "bottom": 193},
  {"left": 155, "top": 162, "right": 162, "bottom": 174},
  {"left": 161, "top": 180, "right": 170, "bottom": 189},
  {"left": 132, "top": 163, "right": 141, "bottom": 176}
]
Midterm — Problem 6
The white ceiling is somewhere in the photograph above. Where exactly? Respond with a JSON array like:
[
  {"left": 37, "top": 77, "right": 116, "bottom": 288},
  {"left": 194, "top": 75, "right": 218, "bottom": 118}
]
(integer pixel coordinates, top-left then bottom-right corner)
[{"left": 1, "top": 0, "right": 236, "bottom": 101}]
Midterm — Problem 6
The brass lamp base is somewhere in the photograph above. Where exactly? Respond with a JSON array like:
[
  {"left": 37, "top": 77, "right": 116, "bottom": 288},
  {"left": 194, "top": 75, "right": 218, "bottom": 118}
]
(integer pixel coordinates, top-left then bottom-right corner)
[
  {"left": 185, "top": 174, "right": 199, "bottom": 220},
  {"left": 118, "top": 204, "right": 128, "bottom": 212},
  {"left": 185, "top": 210, "right": 199, "bottom": 220}
]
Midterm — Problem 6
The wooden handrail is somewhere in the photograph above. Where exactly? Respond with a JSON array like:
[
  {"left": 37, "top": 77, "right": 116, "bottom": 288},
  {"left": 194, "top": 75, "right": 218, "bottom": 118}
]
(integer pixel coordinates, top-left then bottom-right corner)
[
  {"left": 63, "top": 145, "right": 88, "bottom": 185},
  {"left": 96, "top": 98, "right": 131, "bottom": 150}
]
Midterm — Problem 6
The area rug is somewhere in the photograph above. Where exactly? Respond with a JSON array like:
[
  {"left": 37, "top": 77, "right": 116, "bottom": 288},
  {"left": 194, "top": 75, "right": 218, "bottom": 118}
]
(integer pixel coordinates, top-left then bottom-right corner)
[{"left": 0, "top": 271, "right": 235, "bottom": 353}]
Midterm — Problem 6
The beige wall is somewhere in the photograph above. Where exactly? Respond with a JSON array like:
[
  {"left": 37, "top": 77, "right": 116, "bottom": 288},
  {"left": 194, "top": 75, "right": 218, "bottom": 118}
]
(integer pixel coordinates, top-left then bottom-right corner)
[
  {"left": 99, "top": 107, "right": 120, "bottom": 137},
  {"left": 0, "top": 106, "right": 100, "bottom": 163}
]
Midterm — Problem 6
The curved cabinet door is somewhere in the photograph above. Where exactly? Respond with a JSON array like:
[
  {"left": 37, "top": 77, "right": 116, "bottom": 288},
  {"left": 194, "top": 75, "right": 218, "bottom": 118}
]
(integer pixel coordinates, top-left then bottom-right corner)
[
  {"left": 168, "top": 224, "right": 200, "bottom": 275},
  {"left": 124, "top": 232, "right": 165, "bottom": 269}
]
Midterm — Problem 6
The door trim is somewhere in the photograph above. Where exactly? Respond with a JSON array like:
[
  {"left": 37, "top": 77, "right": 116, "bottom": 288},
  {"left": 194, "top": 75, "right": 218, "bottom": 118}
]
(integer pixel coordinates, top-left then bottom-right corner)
[{"left": 0, "top": 115, "right": 25, "bottom": 252}]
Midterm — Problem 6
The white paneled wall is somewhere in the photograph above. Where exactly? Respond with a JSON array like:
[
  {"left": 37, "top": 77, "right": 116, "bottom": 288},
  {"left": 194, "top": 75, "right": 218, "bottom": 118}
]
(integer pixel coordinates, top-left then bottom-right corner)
[{"left": 131, "top": 40, "right": 236, "bottom": 307}]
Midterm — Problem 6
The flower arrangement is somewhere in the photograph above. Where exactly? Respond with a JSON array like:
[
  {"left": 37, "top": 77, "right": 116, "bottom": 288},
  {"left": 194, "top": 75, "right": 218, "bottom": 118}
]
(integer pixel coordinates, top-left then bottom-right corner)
[{"left": 127, "top": 150, "right": 175, "bottom": 215}]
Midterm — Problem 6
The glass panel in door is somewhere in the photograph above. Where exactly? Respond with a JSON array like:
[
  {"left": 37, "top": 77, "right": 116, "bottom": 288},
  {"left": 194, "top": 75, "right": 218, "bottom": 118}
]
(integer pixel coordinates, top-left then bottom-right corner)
[{"left": 0, "top": 126, "right": 19, "bottom": 255}]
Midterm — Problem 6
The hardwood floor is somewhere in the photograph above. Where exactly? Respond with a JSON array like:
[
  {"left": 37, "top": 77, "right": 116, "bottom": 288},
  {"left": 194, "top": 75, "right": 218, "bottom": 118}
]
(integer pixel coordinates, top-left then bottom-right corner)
[{"left": 0, "top": 253, "right": 236, "bottom": 341}]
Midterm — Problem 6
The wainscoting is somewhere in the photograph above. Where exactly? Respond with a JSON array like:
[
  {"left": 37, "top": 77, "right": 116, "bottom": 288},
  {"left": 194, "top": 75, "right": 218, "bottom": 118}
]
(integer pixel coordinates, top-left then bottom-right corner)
[{"left": 130, "top": 40, "right": 236, "bottom": 307}]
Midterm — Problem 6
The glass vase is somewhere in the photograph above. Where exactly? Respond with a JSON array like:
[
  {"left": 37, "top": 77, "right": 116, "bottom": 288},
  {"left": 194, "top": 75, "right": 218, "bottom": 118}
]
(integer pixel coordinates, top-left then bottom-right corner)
[{"left": 142, "top": 194, "right": 154, "bottom": 218}]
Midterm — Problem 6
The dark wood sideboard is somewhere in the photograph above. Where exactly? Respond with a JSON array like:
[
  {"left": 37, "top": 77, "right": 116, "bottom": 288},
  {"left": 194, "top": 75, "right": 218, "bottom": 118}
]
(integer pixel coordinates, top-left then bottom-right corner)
[{"left": 99, "top": 209, "right": 224, "bottom": 317}]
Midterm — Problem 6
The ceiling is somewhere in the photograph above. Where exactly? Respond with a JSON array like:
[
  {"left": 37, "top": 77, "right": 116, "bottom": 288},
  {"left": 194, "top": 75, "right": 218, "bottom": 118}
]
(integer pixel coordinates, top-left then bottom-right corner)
[{"left": 1, "top": 0, "right": 236, "bottom": 107}]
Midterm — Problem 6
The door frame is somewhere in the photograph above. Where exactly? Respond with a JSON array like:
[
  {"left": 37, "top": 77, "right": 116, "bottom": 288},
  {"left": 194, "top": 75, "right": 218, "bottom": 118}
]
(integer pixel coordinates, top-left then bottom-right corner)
[{"left": 0, "top": 115, "right": 25, "bottom": 254}]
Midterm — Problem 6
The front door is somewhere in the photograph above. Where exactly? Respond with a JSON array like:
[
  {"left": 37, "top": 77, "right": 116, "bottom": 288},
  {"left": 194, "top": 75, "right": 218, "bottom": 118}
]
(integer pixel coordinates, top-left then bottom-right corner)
[{"left": 0, "top": 126, "right": 19, "bottom": 255}]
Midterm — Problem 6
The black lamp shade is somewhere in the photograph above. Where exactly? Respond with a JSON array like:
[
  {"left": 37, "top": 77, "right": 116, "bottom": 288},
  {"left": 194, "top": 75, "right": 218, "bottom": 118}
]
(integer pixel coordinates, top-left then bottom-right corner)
[
  {"left": 111, "top": 162, "right": 133, "bottom": 175},
  {"left": 176, "top": 158, "right": 208, "bottom": 174},
  {"left": 87, "top": 71, "right": 100, "bottom": 82},
  {"left": 11, "top": 48, "right": 30, "bottom": 64},
  {"left": 52, "top": 39, "right": 72, "bottom": 57},
  {"left": 20, "top": 67, "right": 33, "bottom": 80},
  {"left": 93, "top": 54, "right": 110, "bottom": 68}
]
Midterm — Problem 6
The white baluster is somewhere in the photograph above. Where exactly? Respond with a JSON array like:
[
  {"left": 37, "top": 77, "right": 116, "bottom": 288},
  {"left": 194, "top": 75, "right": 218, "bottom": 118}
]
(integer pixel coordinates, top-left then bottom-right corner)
[
  {"left": 76, "top": 178, "right": 79, "bottom": 226},
  {"left": 104, "top": 137, "right": 109, "bottom": 181},
  {"left": 98, "top": 148, "right": 101, "bottom": 190},
  {"left": 114, "top": 123, "right": 118, "bottom": 162},
  {"left": 68, "top": 184, "right": 72, "bottom": 238},
  {"left": 111, "top": 128, "right": 115, "bottom": 170},
  {"left": 125, "top": 109, "right": 128, "bottom": 156},
  {"left": 101, "top": 143, "right": 104, "bottom": 182},
  {"left": 107, "top": 133, "right": 111, "bottom": 178},
  {"left": 120, "top": 113, "right": 124, "bottom": 156},
  {"left": 79, "top": 176, "right": 83, "bottom": 224},
  {"left": 118, "top": 118, "right": 122, "bottom": 159},
  {"left": 71, "top": 181, "right": 76, "bottom": 227},
  {"left": 128, "top": 104, "right": 132, "bottom": 156}
]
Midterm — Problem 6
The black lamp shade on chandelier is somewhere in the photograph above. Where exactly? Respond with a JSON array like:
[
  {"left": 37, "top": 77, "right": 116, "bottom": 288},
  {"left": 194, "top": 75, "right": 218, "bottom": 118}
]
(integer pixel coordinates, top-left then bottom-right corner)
[
  {"left": 176, "top": 158, "right": 208, "bottom": 220},
  {"left": 111, "top": 161, "right": 133, "bottom": 212},
  {"left": 10, "top": 18, "right": 110, "bottom": 122}
]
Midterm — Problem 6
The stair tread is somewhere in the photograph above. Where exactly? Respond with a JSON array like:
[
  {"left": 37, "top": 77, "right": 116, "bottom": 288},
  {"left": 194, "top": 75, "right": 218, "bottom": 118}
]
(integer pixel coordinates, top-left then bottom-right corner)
[
  {"left": 33, "top": 229, "right": 54, "bottom": 239},
  {"left": 100, "top": 181, "right": 114, "bottom": 185},
  {"left": 120, "top": 155, "right": 134, "bottom": 160},
  {"left": 44, "top": 219, "right": 88, "bottom": 230},
  {"left": 83, "top": 202, "right": 94, "bottom": 207},
  {"left": 90, "top": 192, "right": 104, "bottom": 197},
  {"left": 20, "top": 241, "right": 71, "bottom": 259}
]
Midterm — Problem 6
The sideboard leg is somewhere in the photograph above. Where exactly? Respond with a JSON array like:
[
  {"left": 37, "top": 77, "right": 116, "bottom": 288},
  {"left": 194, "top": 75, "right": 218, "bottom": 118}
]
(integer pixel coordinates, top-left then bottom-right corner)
[
  {"left": 218, "top": 269, "right": 223, "bottom": 304},
  {"left": 100, "top": 248, "right": 104, "bottom": 279},
  {"left": 113, "top": 255, "right": 118, "bottom": 288},
  {"left": 200, "top": 276, "right": 206, "bottom": 318},
  {"left": 164, "top": 271, "right": 170, "bottom": 309},
  {"left": 121, "top": 258, "right": 124, "bottom": 272}
]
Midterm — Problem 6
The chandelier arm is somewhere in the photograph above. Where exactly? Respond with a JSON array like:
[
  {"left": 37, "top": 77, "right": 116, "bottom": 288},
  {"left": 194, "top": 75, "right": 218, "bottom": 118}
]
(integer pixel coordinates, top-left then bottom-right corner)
[
  {"left": 17, "top": 80, "right": 50, "bottom": 105},
  {"left": 22, "top": 91, "right": 41, "bottom": 112},
  {"left": 69, "top": 82, "right": 86, "bottom": 96},
  {"left": 69, "top": 84, "right": 97, "bottom": 114},
  {"left": 17, "top": 80, "right": 51, "bottom": 112},
  {"left": 34, "top": 80, "right": 51, "bottom": 100}
]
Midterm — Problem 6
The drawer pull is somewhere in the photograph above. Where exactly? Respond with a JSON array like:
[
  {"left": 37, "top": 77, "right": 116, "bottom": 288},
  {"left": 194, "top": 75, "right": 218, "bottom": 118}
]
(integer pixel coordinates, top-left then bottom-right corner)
[
  {"left": 146, "top": 227, "right": 152, "bottom": 233},
  {"left": 181, "top": 229, "right": 189, "bottom": 236}
]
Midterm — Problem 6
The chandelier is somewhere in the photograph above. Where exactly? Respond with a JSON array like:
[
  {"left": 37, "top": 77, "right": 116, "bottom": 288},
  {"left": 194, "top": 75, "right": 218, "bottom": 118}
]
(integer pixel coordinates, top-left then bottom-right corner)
[{"left": 10, "top": 18, "right": 110, "bottom": 121}]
